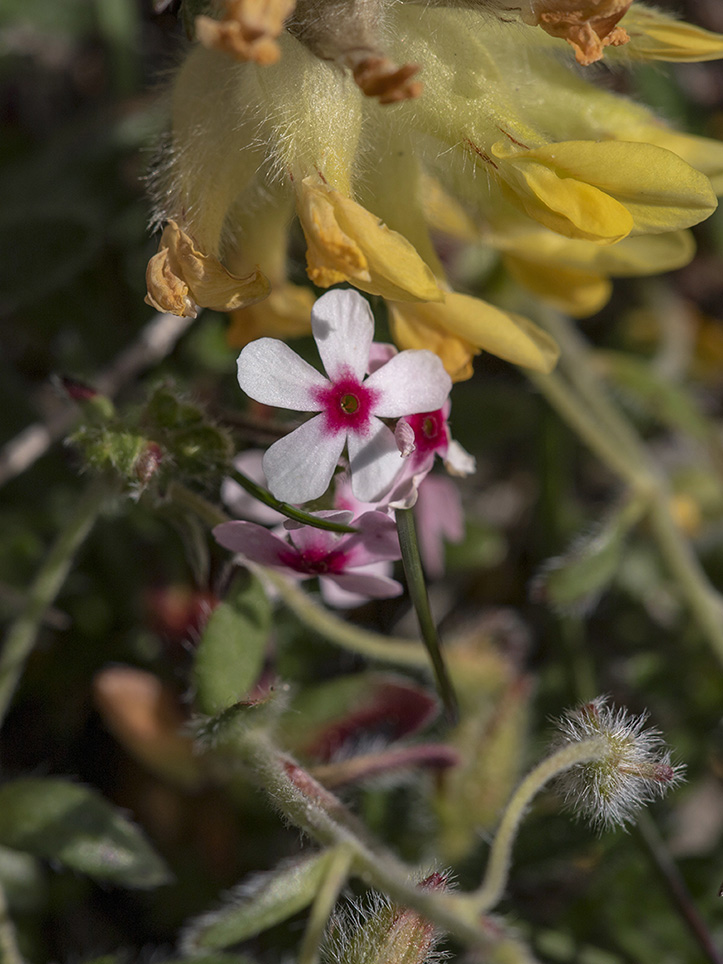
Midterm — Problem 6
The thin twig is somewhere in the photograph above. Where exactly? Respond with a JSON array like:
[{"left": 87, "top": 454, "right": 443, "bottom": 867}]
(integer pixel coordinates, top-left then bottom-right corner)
[{"left": 0, "top": 312, "right": 194, "bottom": 489}]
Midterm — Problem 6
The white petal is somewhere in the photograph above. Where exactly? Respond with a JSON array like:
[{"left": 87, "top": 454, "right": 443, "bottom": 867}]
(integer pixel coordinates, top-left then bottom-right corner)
[
  {"left": 311, "top": 289, "right": 374, "bottom": 381},
  {"left": 365, "top": 350, "right": 452, "bottom": 418},
  {"left": 237, "top": 338, "right": 328, "bottom": 411},
  {"left": 348, "top": 418, "right": 404, "bottom": 503},
  {"left": 262, "top": 416, "right": 346, "bottom": 504},
  {"left": 444, "top": 439, "right": 477, "bottom": 477}
]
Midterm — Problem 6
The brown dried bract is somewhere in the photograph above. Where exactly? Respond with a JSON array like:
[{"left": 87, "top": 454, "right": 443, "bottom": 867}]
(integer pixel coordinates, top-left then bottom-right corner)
[
  {"left": 195, "top": 0, "right": 296, "bottom": 65},
  {"left": 529, "top": 0, "right": 632, "bottom": 64},
  {"left": 349, "top": 55, "right": 422, "bottom": 104}
]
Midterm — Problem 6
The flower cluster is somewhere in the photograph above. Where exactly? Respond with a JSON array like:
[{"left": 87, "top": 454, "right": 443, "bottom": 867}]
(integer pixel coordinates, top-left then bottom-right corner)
[
  {"left": 147, "top": 0, "right": 723, "bottom": 380},
  {"left": 214, "top": 288, "right": 472, "bottom": 605}
]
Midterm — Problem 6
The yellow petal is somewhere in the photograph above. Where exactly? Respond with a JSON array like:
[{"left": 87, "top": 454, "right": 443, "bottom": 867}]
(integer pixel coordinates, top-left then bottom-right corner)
[
  {"left": 489, "top": 219, "right": 696, "bottom": 277},
  {"left": 622, "top": 125, "right": 723, "bottom": 195},
  {"left": 145, "top": 221, "right": 270, "bottom": 317},
  {"left": 504, "top": 256, "right": 612, "bottom": 317},
  {"left": 296, "top": 178, "right": 443, "bottom": 302},
  {"left": 494, "top": 139, "right": 717, "bottom": 239},
  {"left": 387, "top": 301, "right": 477, "bottom": 383},
  {"left": 389, "top": 292, "right": 559, "bottom": 377},
  {"left": 227, "top": 283, "right": 314, "bottom": 348},
  {"left": 493, "top": 142, "right": 633, "bottom": 244},
  {"left": 419, "top": 173, "right": 479, "bottom": 241},
  {"left": 621, "top": 6, "right": 723, "bottom": 62}
]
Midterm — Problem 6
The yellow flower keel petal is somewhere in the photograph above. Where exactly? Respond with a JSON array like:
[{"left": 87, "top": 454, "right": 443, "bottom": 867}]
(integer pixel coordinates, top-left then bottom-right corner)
[{"left": 297, "top": 178, "right": 443, "bottom": 302}]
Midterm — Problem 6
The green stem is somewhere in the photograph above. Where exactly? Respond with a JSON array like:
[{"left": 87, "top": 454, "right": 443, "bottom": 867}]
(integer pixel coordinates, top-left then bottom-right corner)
[
  {"left": 238, "top": 732, "right": 489, "bottom": 947},
  {"left": 231, "top": 470, "right": 357, "bottom": 533},
  {"left": 528, "top": 370, "right": 645, "bottom": 489},
  {"left": 635, "top": 812, "right": 723, "bottom": 964},
  {"left": 529, "top": 369, "right": 723, "bottom": 668},
  {"left": 298, "top": 845, "right": 354, "bottom": 964},
  {"left": 468, "top": 737, "right": 606, "bottom": 915},
  {"left": 396, "top": 508, "right": 458, "bottom": 723},
  {"left": 0, "top": 882, "right": 25, "bottom": 964},
  {"left": 0, "top": 477, "right": 108, "bottom": 727},
  {"left": 258, "top": 566, "right": 430, "bottom": 669},
  {"left": 647, "top": 493, "right": 723, "bottom": 666},
  {"left": 535, "top": 309, "right": 649, "bottom": 469}
]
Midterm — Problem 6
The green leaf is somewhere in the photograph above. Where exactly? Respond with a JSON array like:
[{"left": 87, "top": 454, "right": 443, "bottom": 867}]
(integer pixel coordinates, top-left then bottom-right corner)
[
  {"left": 0, "top": 779, "right": 171, "bottom": 889},
  {"left": 534, "top": 498, "right": 646, "bottom": 614},
  {"left": 193, "top": 572, "right": 271, "bottom": 715},
  {"left": 182, "top": 851, "right": 336, "bottom": 952}
]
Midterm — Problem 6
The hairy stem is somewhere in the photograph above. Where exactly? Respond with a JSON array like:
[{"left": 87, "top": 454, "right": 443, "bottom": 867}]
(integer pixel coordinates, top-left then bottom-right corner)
[
  {"left": 529, "top": 358, "right": 723, "bottom": 668},
  {"left": 468, "top": 737, "right": 606, "bottom": 914}
]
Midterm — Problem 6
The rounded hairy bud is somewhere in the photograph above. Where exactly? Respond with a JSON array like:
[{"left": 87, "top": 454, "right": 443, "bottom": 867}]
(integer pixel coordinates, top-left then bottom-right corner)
[{"left": 552, "top": 696, "right": 684, "bottom": 830}]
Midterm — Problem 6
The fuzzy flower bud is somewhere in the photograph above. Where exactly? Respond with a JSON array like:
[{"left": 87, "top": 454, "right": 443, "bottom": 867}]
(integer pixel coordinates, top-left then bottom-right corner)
[
  {"left": 552, "top": 696, "right": 683, "bottom": 830},
  {"left": 322, "top": 874, "right": 448, "bottom": 964}
]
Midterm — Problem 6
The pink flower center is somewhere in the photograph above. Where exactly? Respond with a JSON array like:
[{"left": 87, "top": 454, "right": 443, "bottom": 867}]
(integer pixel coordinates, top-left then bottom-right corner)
[
  {"left": 405, "top": 409, "right": 449, "bottom": 464},
  {"left": 279, "top": 546, "right": 348, "bottom": 576},
  {"left": 314, "top": 372, "right": 379, "bottom": 436}
]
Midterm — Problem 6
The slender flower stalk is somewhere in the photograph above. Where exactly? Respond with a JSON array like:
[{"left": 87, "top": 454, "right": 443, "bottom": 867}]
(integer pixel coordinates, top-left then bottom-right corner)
[{"left": 469, "top": 737, "right": 607, "bottom": 915}]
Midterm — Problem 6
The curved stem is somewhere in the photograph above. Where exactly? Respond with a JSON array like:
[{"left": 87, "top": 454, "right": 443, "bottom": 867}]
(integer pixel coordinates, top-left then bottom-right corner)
[
  {"left": 237, "top": 732, "right": 489, "bottom": 946},
  {"left": 0, "top": 477, "right": 109, "bottom": 727},
  {"left": 258, "top": 566, "right": 430, "bottom": 669},
  {"left": 529, "top": 364, "right": 723, "bottom": 668},
  {"left": 469, "top": 737, "right": 605, "bottom": 915}
]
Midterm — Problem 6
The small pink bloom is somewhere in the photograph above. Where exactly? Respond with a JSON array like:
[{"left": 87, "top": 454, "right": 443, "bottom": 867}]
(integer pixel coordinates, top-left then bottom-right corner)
[
  {"left": 236, "top": 290, "right": 452, "bottom": 505},
  {"left": 213, "top": 510, "right": 403, "bottom": 608}
]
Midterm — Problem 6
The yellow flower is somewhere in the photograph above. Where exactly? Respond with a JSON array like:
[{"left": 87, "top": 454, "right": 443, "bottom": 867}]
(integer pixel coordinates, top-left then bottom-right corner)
[{"left": 147, "top": 0, "right": 723, "bottom": 375}]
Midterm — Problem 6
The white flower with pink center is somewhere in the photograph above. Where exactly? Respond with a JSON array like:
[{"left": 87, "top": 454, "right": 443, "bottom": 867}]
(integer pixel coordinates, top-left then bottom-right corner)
[
  {"left": 236, "top": 289, "right": 452, "bottom": 505},
  {"left": 213, "top": 510, "right": 403, "bottom": 608}
]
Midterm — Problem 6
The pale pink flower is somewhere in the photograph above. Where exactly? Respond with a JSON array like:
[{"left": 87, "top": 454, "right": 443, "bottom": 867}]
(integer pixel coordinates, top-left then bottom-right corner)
[
  {"left": 213, "top": 510, "right": 403, "bottom": 608},
  {"left": 236, "top": 289, "right": 452, "bottom": 505}
]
